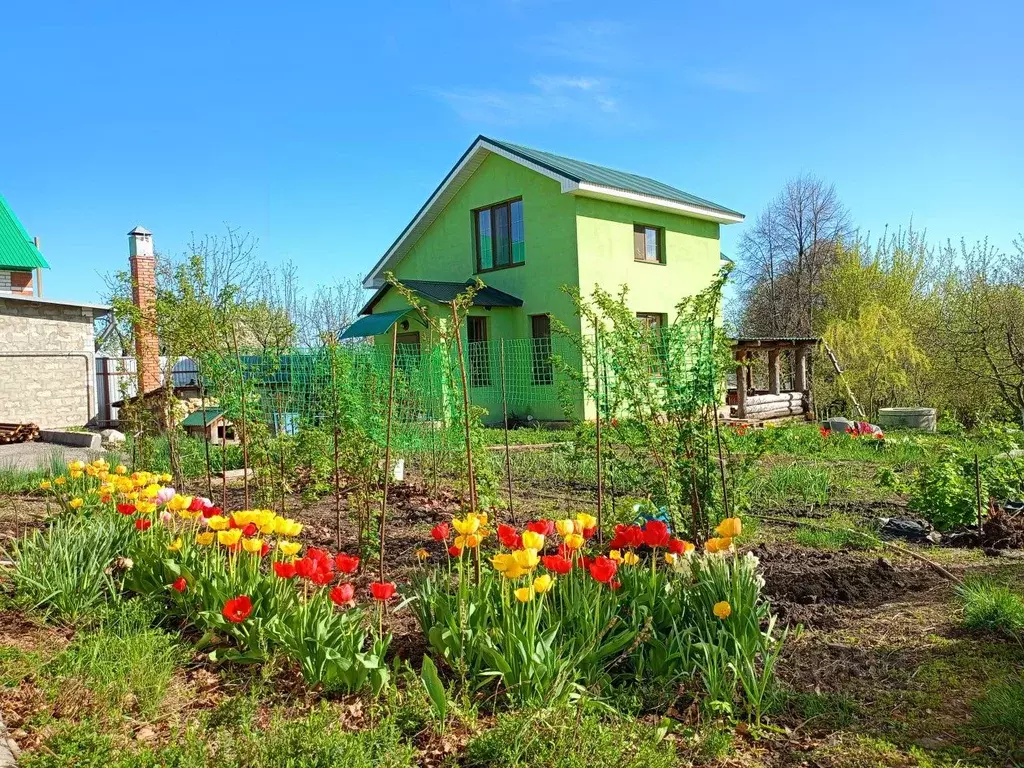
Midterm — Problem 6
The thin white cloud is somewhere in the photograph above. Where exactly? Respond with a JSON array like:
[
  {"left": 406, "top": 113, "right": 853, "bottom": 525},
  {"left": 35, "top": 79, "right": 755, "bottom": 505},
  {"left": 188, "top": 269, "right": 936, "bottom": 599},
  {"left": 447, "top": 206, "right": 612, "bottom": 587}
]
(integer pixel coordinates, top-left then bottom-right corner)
[
  {"left": 529, "top": 21, "right": 629, "bottom": 66},
  {"left": 689, "top": 70, "right": 759, "bottom": 94},
  {"left": 435, "top": 75, "right": 625, "bottom": 127}
]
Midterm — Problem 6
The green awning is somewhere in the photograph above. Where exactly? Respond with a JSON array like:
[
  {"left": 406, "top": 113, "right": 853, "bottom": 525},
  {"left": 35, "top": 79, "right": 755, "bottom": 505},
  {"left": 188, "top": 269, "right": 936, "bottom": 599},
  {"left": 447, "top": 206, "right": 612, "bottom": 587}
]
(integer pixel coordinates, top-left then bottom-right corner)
[{"left": 340, "top": 309, "right": 410, "bottom": 340}]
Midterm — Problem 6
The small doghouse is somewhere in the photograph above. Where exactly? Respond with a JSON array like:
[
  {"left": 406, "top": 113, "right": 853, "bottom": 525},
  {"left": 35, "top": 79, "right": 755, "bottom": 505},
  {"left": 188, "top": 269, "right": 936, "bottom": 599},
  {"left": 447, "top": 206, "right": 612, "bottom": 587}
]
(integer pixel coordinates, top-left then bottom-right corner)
[{"left": 181, "top": 407, "right": 236, "bottom": 444}]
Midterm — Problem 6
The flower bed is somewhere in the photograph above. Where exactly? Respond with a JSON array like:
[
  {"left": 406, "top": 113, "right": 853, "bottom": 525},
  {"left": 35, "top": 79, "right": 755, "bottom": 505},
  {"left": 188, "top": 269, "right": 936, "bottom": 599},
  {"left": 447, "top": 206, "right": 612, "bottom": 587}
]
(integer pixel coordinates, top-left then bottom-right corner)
[{"left": 24, "top": 458, "right": 785, "bottom": 721}]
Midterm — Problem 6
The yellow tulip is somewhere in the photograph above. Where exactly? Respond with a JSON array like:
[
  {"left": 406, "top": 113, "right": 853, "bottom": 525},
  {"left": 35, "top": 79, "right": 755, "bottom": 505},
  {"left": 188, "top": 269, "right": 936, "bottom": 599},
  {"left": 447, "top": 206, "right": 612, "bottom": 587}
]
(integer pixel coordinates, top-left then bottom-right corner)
[
  {"left": 160, "top": 473, "right": 173, "bottom": 483},
  {"left": 713, "top": 601, "right": 732, "bottom": 619},
  {"left": 513, "top": 548, "right": 540, "bottom": 570},
  {"left": 136, "top": 501, "right": 157, "bottom": 515},
  {"left": 705, "top": 537, "right": 733, "bottom": 554},
  {"left": 69, "top": 498, "right": 84, "bottom": 509},
  {"left": 474, "top": 511, "right": 489, "bottom": 527},
  {"left": 69, "top": 470, "right": 83, "bottom": 479},
  {"left": 168, "top": 537, "right": 183, "bottom": 552},
  {"left": 521, "top": 530, "right": 545, "bottom": 550},
  {"left": 452, "top": 514, "right": 480, "bottom": 536},
  {"left": 242, "top": 538, "right": 264, "bottom": 554},
  {"left": 142, "top": 483, "right": 161, "bottom": 499},
  {"left": 575, "top": 513, "right": 597, "bottom": 532},
  {"left": 115, "top": 464, "right": 127, "bottom": 475},
  {"left": 716, "top": 517, "right": 742, "bottom": 539},
  {"left": 218, "top": 529, "right": 242, "bottom": 546},
  {"left": 514, "top": 586, "right": 534, "bottom": 603},
  {"left": 563, "top": 533, "right": 584, "bottom": 550},
  {"left": 206, "top": 515, "right": 230, "bottom": 531},
  {"left": 664, "top": 552, "right": 677, "bottom": 565},
  {"left": 416, "top": 548, "right": 430, "bottom": 562},
  {"left": 54, "top": 476, "right": 67, "bottom": 486},
  {"left": 623, "top": 552, "right": 641, "bottom": 566},
  {"left": 67, "top": 460, "right": 85, "bottom": 472},
  {"left": 491, "top": 553, "right": 515, "bottom": 572},
  {"left": 455, "top": 532, "right": 482, "bottom": 549},
  {"left": 167, "top": 495, "right": 193, "bottom": 512},
  {"left": 609, "top": 549, "right": 623, "bottom": 563},
  {"left": 196, "top": 532, "right": 215, "bottom": 546},
  {"left": 279, "top": 540, "right": 302, "bottom": 557},
  {"left": 533, "top": 574, "right": 553, "bottom": 594},
  {"left": 555, "top": 519, "right": 576, "bottom": 537},
  {"left": 39, "top": 480, "right": 51, "bottom": 490}
]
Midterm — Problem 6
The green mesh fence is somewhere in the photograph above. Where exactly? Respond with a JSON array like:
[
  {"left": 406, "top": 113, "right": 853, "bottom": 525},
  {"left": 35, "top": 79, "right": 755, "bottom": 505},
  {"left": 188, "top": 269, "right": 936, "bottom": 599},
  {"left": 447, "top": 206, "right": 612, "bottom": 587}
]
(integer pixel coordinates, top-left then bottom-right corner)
[{"left": 194, "top": 335, "right": 582, "bottom": 459}]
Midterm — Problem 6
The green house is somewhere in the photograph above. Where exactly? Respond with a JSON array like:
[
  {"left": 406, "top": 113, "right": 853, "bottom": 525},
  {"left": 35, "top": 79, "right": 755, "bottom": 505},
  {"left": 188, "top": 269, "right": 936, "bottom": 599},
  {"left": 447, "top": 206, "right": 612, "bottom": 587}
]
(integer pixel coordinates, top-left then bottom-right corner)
[{"left": 350, "top": 136, "right": 743, "bottom": 423}]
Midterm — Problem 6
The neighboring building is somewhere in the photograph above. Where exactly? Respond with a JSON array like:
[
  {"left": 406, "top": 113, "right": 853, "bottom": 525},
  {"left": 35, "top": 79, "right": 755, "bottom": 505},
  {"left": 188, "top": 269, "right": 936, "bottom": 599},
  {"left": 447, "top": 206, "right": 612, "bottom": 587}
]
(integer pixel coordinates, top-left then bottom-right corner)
[
  {"left": 350, "top": 136, "right": 743, "bottom": 421},
  {"left": 0, "top": 194, "right": 48, "bottom": 296},
  {"left": 0, "top": 194, "right": 110, "bottom": 428}
]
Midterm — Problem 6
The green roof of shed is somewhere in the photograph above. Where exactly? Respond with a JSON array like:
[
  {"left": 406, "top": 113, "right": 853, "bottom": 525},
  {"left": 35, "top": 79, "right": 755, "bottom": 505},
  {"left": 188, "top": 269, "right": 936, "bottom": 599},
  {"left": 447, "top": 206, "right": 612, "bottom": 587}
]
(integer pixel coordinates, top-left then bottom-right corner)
[
  {"left": 181, "top": 408, "right": 225, "bottom": 427},
  {"left": 0, "top": 195, "right": 49, "bottom": 270},
  {"left": 484, "top": 137, "right": 743, "bottom": 219}
]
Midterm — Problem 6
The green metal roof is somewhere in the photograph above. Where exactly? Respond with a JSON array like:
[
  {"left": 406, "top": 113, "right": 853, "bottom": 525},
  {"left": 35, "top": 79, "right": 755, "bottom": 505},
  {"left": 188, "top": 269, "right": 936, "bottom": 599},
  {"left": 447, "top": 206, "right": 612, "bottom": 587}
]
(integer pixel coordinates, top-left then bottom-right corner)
[
  {"left": 181, "top": 408, "right": 225, "bottom": 427},
  {"left": 361, "top": 280, "right": 523, "bottom": 315},
  {"left": 483, "top": 137, "right": 743, "bottom": 219},
  {"left": 0, "top": 194, "right": 49, "bottom": 270},
  {"left": 341, "top": 309, "right": 411, "bottom": 339}
]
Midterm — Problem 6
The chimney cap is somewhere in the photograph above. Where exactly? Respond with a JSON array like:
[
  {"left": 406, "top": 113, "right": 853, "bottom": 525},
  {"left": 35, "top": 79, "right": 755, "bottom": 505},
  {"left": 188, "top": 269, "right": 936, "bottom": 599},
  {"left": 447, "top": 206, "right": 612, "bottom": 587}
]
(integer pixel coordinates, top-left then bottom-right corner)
[{"left": 128, "top": 226, "right": 152, "bottom": 236}]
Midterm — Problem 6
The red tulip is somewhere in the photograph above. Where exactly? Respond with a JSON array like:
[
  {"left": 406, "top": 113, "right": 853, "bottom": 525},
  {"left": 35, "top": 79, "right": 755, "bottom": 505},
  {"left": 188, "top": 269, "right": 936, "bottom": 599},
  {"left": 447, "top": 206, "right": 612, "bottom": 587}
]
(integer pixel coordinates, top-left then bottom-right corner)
[
  {"left": 171, "top": 577, "right": 187, "bottom": 592},
  {"left": 202, "top": 505, "right": 222, "bottom": 519},
  {"left": 188, "top": 497, "right": 205, "bottom": 512},
  {"left": 526, "top": 519, "right": 555, "bottom": 536},
  {"left": 430, "top": 522, "right": 450, "bottom": 541},
  {"left": 294, "top": 557, "right": 317, "bottom": 579},
  {"left": 448, "top": 545, "right": 462, "bottom": 557},
  {"left": 370, "top": 582, "right": 397, "bottom": 601},
  {"left": 668, "top": 538, "right": 685, "bottom": 555},
  {"left": 135, "top": 518, "right": 152, "bottom": 531},
  {"left": 307, "top": 547, "right": 331, "bottom": 564},
  {"left": 222, "top": 595, "right": 253, "bottom": 623},
  {"left": 117, "top": 503, "right": 136, "bottom": 516},
  {"left": 541, "top": 554, "right": 572, "bottom": 575},
  {"left": 610, "top": 580, "right": 622, "bottom": 591},
  {"left": 582, "top": 526, "right": 597, "bottom": 540},
  {"left": 578, "top": 555, "right": 594, "bottom": 570},
  {"left": 588, "top": 555, "right": 618, "bottom": 583},
  {"left": 273, "top": 561, "right": 297, "bottom": 579},
  {"left": 330, "top": 583, "right": 355, "bottom": 606},
  {"left": 642, "top": 521, "right": 670, "bottom": 549},
  {"left": 260, "top": 542, "right": 270, "bottom": 557},
  {"left": 334, "top": 553, "right": 360, "bottom": 574},
  {"left": 242, "top": 522, "right": 258, "bottom": 537},
  {"left": 498, "top": 524, "right": 522, "bottom": 549},
  {"left": 609, "top": 524, "right": 644, "bottom": 549},
  {"left": 310, "top": 566, "right": 334, "bottom": 586}
]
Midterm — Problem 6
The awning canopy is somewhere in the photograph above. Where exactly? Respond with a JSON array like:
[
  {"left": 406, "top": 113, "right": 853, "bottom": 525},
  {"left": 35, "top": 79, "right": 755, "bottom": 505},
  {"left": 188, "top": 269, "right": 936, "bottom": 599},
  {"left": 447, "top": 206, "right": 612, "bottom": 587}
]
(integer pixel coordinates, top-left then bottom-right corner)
[{"left": 340, "top": 309, "right": 411, "bottom": 340}]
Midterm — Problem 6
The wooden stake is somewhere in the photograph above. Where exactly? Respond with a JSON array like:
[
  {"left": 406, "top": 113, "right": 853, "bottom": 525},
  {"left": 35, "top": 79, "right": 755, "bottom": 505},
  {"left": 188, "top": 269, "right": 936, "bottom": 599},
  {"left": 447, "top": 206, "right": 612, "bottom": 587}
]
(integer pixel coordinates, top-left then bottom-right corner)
[
  {"left": 330, "top": 345, "right": 342, "bottom": 550},
  {"left": 198, "top": 359, "right": 213, "bottom": 500},
  {"left": 594, "top": 328, "right": 604, "bottom": 544},
  {"left": 379, "top": 323, "right": 399, "bottom": 582},
  {"left": 230, "top": 327, "right": 250, "bottom": 509},
  {"left": 450, "top": 303, "right": 477, "bottom": 512},
  {"left": 499, "top": 339, "right": 516, "bottom": 522}
]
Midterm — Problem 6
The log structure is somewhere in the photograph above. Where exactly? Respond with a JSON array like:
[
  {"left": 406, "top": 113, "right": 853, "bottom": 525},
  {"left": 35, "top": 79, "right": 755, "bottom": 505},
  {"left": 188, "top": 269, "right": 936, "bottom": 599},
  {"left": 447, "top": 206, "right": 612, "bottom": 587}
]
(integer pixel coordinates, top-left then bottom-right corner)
[{"left": 730, "top": 337, "right": 820, "bottom": 421}]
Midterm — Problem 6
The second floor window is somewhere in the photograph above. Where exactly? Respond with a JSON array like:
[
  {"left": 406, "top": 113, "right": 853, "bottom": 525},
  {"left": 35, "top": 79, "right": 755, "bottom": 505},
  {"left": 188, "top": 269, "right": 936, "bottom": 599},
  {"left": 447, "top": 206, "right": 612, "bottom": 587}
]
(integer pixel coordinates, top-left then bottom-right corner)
[
  {"left": 633, "top": 224, "right": 664, "bottom": 263},
  {"left": 475, "top": 199, "right": 525, "bottom": 272}
]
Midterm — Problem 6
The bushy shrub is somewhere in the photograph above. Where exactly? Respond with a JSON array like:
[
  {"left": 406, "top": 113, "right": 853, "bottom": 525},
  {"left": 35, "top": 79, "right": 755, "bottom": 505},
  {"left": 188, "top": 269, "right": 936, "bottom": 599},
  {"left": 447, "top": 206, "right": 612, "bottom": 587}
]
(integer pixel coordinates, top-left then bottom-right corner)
[{"left": 956, "top": 576, "right": 1024, "bottom": 640}]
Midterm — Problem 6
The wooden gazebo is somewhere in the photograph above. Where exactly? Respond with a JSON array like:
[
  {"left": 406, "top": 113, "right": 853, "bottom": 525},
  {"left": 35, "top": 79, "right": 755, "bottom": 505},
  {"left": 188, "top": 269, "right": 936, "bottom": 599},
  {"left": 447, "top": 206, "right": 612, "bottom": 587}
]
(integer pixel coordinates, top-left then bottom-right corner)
[{"left": 729, "top": 337, "right": 821, "bottom": 421}]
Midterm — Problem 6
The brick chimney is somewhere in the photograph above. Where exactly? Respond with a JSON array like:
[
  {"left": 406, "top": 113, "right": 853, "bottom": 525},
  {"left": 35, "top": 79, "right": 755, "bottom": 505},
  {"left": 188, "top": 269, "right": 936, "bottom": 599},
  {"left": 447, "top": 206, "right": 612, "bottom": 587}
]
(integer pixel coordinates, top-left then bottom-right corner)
[{"left": 128, "top": 226, "right": 161, "bottom": 395}]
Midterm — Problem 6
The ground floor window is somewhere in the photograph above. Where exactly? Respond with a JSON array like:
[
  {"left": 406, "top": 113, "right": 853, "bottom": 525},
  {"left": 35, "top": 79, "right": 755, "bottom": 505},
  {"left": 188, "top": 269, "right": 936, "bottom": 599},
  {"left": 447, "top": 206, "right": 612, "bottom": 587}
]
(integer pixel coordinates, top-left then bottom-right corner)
[
  {"left": 467, "top": 316, "right": 491, "bottom": 387},
  {"left": 530, "top": 314, "right": 553, "bottom": 385}
]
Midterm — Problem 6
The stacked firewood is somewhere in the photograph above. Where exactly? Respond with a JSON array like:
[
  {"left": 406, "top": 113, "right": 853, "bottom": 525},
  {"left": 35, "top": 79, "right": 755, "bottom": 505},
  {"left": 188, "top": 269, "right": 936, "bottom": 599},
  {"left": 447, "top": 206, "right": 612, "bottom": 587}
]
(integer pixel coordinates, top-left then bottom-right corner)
[{"left": 0, "top": 422, "right": 40, "bottom": 444}]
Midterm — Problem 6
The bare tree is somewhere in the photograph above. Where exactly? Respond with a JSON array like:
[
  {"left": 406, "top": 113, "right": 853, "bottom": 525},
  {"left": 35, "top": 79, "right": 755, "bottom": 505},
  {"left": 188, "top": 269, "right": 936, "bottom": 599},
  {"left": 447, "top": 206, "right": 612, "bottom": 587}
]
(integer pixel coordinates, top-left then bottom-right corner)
[
  {"left": 295, "top": 277, "right": 369, "bottom": 347},
  {"left": 737, "top": 175, "right": 853, "bottom": 336}
]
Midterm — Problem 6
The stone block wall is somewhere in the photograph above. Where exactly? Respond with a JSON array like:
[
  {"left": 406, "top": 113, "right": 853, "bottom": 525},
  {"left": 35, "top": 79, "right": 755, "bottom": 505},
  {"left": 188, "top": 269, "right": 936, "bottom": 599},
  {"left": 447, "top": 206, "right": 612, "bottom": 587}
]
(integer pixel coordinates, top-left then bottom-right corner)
[{"left": 0, "top": 298, "right": 101, "bottom": 428}]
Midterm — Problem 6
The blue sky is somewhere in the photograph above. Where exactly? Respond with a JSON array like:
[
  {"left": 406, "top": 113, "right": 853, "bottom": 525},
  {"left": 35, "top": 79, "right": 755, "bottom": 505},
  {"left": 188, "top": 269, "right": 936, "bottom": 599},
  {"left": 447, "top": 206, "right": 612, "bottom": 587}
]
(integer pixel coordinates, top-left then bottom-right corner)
[{"left": 1, "top": 1, "right": 1021, "bottom": 306}]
